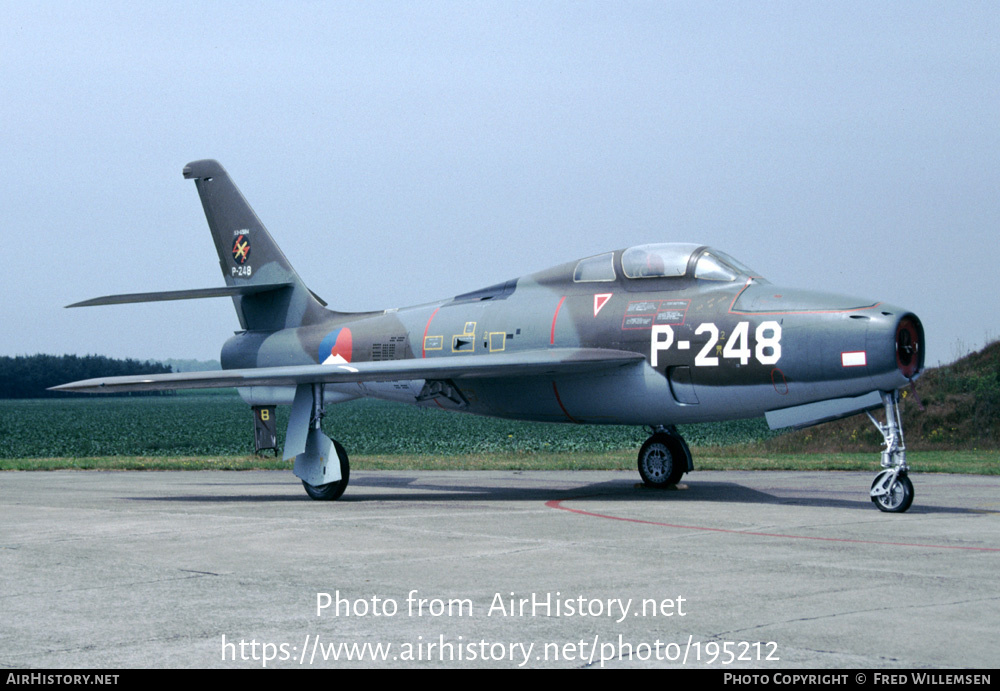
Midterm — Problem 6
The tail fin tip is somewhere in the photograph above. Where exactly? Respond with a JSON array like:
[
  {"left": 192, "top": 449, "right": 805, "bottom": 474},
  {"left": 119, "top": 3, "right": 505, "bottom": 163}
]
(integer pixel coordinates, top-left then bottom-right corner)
[{"left": 182, "top": 159, "right": 225, "bottom": 180}]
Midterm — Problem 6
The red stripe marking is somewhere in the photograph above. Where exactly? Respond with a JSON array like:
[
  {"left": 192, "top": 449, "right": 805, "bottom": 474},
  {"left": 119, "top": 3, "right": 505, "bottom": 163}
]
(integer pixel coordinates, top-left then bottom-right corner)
[
  {"left": 552, "top": 382, "right": 579, "bottom": 423},
  {"left": 545, "top": 498, "right": 1000, "bottom": 552},
  {"left": 728, "top": 278, "right": 882, "bottom": 316},
  {"left": 550, "top": 296, "right": 566, "bottom": 345},
  {"left": 421, "top": 307, "right": 440, "bottom": 358}
]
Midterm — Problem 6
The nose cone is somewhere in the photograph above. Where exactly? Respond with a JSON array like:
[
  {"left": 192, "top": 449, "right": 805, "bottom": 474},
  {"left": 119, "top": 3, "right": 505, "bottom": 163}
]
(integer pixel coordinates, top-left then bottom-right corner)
[{"left": 732, "top": 281, "right": 924, "bottom": 394}]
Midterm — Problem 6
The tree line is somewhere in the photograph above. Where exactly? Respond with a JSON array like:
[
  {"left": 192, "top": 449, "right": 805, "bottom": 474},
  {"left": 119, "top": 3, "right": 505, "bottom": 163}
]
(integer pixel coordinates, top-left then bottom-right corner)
[{"left": 0, "top": 354, "right": 173, "bottom": 398}]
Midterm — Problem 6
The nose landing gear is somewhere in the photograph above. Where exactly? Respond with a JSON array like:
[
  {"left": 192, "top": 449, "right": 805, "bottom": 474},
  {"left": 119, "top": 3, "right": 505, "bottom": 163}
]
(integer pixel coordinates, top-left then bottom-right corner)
[{"left": 867, "top": 391, "right": 914, "bottom": 513}]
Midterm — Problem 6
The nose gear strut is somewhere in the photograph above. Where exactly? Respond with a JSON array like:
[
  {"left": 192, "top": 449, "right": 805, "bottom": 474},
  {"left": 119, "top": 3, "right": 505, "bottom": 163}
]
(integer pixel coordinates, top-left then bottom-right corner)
[{"left": 867, "top": 390, "right": 914, "bottom": 513}]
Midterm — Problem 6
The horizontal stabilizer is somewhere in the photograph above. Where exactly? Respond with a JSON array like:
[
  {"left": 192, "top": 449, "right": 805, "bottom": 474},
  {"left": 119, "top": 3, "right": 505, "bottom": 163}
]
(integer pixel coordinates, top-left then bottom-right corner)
[
  {"left": 66, "top": 283, "right": 293, "bottom": 308},
  {"left": 50, "top": 348, "right": 645, "bottom": 394},
  {"left": 765, "top": 390, "right": 884, "bottom": 430}
]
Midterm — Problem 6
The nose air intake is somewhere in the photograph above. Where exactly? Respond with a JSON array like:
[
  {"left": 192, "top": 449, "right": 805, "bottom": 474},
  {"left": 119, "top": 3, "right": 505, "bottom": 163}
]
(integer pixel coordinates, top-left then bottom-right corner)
[{"left": 895, "top": 315, "right": 923, "bottom": 379}]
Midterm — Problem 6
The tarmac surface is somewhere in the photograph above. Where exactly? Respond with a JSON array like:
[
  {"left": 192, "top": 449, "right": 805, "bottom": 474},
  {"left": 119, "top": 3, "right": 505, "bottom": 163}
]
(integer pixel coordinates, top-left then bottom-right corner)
[{"left": 2, "top": 469, "right": 998, "bottom": 669}]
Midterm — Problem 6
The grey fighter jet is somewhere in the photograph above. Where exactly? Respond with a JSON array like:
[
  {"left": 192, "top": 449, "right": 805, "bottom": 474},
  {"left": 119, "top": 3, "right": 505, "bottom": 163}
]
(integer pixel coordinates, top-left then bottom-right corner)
[{"left": 56, "top": 160, "right": 925, "bottom": 512}]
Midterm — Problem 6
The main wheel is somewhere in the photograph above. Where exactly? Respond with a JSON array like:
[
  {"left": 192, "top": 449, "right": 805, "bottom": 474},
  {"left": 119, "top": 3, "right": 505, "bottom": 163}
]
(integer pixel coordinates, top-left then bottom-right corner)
[
  {"left": 870, "top": 472, "right": 913, "bottom": 513},
  {"left": 302, "top": 440, "right": 350, "bottom": 501},
  {"left": 637, "top": 433, "right": 686, "bottom": 488}
]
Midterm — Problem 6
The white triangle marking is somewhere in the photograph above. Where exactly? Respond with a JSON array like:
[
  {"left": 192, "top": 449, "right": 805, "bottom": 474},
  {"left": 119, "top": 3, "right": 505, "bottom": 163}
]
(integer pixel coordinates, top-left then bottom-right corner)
[{"left": 594, "top": 293, "right": 612, "bottom": 317}]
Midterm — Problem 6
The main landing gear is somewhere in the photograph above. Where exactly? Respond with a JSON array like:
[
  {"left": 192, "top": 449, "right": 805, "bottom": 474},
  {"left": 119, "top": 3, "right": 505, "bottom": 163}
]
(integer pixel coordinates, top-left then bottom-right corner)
[
  {"left": 637, "top": 426, "right": 693, "bottom": 488},
  {"left": 867, "top": 390, "right": 914, "bottom": 513},
  {"left": 290, "top": 383, "right": 351, "bottom": 501},
  {"left": 301, "top": 439, "right": 350, "bottom": 501}
]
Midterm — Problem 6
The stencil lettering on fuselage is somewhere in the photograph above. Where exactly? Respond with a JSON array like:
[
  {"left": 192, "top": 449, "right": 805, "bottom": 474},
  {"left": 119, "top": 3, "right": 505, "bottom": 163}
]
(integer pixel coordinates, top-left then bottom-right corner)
[{"left": 623, "top": 299, "right": 689, "bottom": 330}]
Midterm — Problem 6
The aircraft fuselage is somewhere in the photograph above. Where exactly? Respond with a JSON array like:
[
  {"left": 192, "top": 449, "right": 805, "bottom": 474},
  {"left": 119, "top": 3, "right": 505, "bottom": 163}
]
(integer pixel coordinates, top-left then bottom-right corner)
[
  {"left": 58, "top": 161, "right": 926, "bottom": 509},
  {"left": 223, "top": 250, "right": 921, "bottom": 428}
]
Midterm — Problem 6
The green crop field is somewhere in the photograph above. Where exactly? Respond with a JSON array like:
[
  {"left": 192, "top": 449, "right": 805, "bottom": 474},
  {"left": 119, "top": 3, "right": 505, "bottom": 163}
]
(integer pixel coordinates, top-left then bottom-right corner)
[
  {"left": 2, "top": 394, "right": 997, "bottom": 474},
  {"left": 0, "top": 394, "right": 780, "bottom": 459}
]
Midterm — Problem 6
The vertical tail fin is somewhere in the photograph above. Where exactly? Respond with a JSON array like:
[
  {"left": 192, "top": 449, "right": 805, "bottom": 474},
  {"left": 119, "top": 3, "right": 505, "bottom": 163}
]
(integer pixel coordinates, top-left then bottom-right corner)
[{"left": 182, "top": 159, "right": 328, "bottom": 331}]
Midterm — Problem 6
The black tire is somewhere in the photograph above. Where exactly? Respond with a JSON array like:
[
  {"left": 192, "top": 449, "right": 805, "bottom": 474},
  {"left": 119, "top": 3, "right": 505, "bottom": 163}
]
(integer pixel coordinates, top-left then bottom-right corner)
[
  {"left": 870, "top": 472, "right": 913, "bottom": 513},
  {"left": 302, "top": 440, "right": 350, "bottom": 501},
  {"left": 637, "top": 433, "right": 686, "bottom": 488}
]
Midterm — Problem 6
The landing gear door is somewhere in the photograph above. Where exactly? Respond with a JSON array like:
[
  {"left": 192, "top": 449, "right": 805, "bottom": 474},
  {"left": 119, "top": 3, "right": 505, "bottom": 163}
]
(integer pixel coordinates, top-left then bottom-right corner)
[{"left": 252, "top": 405, "right": 278, "bottom": 455}]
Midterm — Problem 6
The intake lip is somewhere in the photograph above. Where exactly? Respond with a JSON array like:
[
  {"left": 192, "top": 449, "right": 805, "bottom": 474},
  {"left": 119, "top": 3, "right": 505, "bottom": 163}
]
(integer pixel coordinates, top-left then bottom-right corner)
[{"left": 896, "top": 314, "right": 924, "bottom": 379}]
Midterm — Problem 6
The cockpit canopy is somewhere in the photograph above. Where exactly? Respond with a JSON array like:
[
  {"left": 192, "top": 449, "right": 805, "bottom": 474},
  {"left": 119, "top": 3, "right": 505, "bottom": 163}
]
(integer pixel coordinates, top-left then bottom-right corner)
[{"left": 574, "top": 243, "right": 760, "bottom": 283}]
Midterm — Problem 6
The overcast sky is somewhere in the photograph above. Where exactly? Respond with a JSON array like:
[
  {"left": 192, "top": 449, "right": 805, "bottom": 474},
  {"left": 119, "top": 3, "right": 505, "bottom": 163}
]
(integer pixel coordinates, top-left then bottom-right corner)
[{"left": 4, "top": 1, "right": 998, "bottom": 366}]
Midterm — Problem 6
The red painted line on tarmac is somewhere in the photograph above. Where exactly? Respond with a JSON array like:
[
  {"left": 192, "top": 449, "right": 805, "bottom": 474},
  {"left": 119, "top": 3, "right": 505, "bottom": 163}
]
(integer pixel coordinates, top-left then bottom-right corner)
[
  {"left": 421, "top": 307, "right": 440, "bottom": 358},
  {"left": 552, "top": 382, "right": 579, "bottom": 423},
  {"left": 550, "top": 296, "right": 566, "bottom": 345},
  {"left": 544, "top": 499, "right": 1000, "bottom": 552}
]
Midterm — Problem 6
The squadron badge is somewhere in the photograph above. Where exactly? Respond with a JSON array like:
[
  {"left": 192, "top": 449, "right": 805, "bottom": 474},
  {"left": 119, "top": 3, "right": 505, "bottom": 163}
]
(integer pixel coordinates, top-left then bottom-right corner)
[{"left": 232, "top": 234, "right": 251, "bottom": 264}]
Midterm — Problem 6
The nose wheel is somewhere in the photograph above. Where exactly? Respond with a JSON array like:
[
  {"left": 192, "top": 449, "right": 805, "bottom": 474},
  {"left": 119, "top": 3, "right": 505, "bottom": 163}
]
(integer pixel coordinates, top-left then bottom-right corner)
[
  {"left": 870, "top": 470, "right": 914, "bottom": 513},
  {"left": 867, "top": 391, "right": 914, "bottom": 513}
]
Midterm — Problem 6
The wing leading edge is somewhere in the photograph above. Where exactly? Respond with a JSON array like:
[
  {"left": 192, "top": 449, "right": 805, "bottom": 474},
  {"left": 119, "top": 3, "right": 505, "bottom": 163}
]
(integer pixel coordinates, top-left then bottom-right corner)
[
  {"left": 50, "top": 348, "right": 645, "bottom": 394},
  {"left": 65, "top": 283, "right": 294, "bottom": 308}
]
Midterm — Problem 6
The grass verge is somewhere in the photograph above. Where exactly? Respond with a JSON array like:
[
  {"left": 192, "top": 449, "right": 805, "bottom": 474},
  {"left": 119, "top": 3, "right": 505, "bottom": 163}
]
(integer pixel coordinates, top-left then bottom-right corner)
[{"left": 3, "top": 449, "right": 997, "bottom": 474}]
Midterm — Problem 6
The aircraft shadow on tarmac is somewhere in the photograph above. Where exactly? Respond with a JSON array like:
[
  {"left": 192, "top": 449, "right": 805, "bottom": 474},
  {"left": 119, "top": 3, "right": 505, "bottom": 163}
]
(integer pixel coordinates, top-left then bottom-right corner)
[{"left": 130, "top": 474, "right": 986, "bottom": 515}]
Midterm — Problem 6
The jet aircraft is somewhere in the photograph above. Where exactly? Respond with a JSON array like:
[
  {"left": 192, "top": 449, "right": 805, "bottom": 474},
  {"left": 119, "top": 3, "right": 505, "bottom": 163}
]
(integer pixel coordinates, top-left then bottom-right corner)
[{"left": 56, "top": 160, "right": 925, "bottom": 512}]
